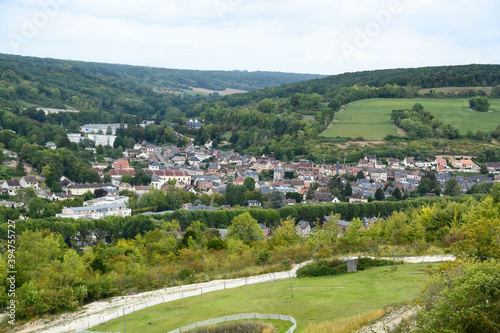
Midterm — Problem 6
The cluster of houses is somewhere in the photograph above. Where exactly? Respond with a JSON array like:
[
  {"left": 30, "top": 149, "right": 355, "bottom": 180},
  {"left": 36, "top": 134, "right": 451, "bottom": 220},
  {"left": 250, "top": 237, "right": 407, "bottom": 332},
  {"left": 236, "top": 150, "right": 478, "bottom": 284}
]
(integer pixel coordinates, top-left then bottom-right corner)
[{"left": 3, "top": 138, "right": 500, "bottom": 219}]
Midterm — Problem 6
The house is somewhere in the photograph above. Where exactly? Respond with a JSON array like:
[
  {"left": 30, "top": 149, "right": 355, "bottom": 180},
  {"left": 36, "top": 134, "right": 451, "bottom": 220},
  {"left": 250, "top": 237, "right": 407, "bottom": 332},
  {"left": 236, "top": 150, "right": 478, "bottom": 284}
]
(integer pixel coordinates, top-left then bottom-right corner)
[
  {"left": 149, "top": 169, "right": 192, "bottom": 184},
  {"left": 323, "top": 215, "right": 351, "bottom": 234},
  {"left": 435, "top": 158, "right": 447, "bottom": 166},
  {"left": 395, "top": 172, "right": 407, "bottom": 182},
  {"left": 486, "top": 162, "right": 500, "bottom": 174},
  {"left": 186, "top": 119, "right": 202, "bottom": 129},
  {"left": 273, "top": 167, "right": 285, "bottom": 181},
  {"left": 56, "top": 203, "right": 131, "bottom": 219},
  {"left": 336, "top": 220, "right": 351, "bottom": 234},
  {"left": 415, "top": 161, "right": 433, "bottom": 168},
  {"left": 196, "top": 178, "right": 214, "bottom": 191},
  {"left": 65, "top": 183, "right": 114, "bottom": 196},
  {"left": 402, "top": 157, "right": 415, "bottom": 167},
  {"left": 151, "top": 174, "right": 165, "bottom": 190},
  {"left": 369, "top": 169, "right": 387, "bottom": 182},
  {"left": 113, "top": 158, "right": 130, "bottom": 170},
  {"left": 358, "top": 159, "right": 371, "bottom": 168},
  {"left": 243, "top": 170, "right": 259, "bottom": 181},
  {"left": 20, "top": 176, "right": 39, "bottom": 189},
  {"left": 144, "top": 144, "right": 156, "bottom": 154},
  {"left": 459, "top": 159, "right": 474, "bottom": 169},
  {"left": 258, "top": 223, "right": 270, "bottom": 238},
  {"left": 296, "top": 221, "right": 311, "bottom": 237},
  {"left": 406, "top": 171, "right": 421, "bottom": 181},
  {"left": 387, "top": 158, "right": 400, "bottom": 167},
  {"left": 349, "top": 192, "right": 368, "bottom": 203},
  {"left": 1, "top": 179, "right": 21, "bottom": 195},
  {"left": 314, "top": 191, "right": 335, "bottom": 203},
  {"left": 0, "top": 200, "right": 17, "bottom": 208},
  {"left": 245, "top": 200, "right": 262, "bottom": 207},
  {"left": 365, "top": 155, "right": 377, "bottom": 163},
  {"left": 285, "top": 198, "right": 297, "bottom": 205},
  {"left": 45, "top": 142, "right": 57, "bottom": 150},
  {"left": 119, "top": 183, "right": 133, "bottom": 192},
  {"left": 133, "top": 185, "right": 152, "bottom": 195},
  {"left": 124, "top": 149, "right": 140, "bottom": 157}
]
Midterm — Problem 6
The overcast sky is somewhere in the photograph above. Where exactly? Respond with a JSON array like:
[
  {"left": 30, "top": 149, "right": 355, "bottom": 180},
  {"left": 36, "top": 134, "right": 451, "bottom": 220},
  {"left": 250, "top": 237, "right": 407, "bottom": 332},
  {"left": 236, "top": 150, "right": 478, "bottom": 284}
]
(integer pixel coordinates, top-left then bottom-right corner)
[{"left": 1, "top": 0, "right": 500, "bottom": 75}]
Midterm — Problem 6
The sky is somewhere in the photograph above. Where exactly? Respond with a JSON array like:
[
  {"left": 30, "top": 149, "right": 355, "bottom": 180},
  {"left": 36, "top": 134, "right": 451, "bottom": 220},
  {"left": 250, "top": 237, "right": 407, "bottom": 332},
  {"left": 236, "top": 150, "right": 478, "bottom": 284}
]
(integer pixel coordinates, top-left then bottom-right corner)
[{"left": 0, "top": 0, "right": 500, "bottom": 75}]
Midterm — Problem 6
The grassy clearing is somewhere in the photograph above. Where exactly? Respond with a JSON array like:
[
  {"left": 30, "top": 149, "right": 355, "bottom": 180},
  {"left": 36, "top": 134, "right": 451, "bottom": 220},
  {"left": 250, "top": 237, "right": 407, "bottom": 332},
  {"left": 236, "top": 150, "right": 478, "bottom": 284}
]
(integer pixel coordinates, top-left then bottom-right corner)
[
  {"left": 92, "top": 263, "right": 438, "bottom": 333},
  {"left": 320, "top": 98, "right": 500, "bottom": 140},
  {"left": 0, "top": 165, "right": 25, "bottom": 179}
]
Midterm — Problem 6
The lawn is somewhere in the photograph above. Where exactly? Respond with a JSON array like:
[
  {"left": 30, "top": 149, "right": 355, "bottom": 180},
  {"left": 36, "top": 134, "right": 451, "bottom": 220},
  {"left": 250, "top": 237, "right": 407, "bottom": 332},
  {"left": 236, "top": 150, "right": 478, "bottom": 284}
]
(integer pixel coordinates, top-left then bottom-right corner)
[
  {"left": 320, "top": 98, "right": 500, "bottom": 140},
  {"left": 0, "top": 165, "right": 26, "bottom": 179},
  {"left": 92, "top": 263, "right": 438, "bottom": 333}
]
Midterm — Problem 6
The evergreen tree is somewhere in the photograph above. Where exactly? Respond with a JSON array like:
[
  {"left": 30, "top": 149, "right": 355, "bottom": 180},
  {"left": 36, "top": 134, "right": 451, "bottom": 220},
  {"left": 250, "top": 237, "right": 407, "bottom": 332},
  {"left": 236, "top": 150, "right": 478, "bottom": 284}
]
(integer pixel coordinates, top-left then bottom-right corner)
[{"left": 375, "top": 187, "right": 385, "bottom": 201}]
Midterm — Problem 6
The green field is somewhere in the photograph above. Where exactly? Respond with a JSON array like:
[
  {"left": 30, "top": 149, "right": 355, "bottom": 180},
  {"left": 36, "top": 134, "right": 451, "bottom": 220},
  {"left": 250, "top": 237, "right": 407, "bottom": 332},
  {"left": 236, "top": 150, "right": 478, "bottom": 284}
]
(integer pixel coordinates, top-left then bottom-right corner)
[
  {"left": 92, "top": 263, "right": 437, "bottom": 333},
  {"left": 320, "top": 98, "right": 500, "bottom": 140}
]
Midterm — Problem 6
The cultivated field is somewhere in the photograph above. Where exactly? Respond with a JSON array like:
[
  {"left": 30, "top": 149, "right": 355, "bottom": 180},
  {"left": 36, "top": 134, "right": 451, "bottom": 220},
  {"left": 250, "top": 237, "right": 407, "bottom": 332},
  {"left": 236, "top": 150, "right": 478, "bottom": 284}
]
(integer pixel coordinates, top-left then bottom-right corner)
[
  {"left": 320, "top": 98, "right": 500, "bottom": 140},
  {"left": 92, "top": 262, "right": 438, "bottom": 333}
]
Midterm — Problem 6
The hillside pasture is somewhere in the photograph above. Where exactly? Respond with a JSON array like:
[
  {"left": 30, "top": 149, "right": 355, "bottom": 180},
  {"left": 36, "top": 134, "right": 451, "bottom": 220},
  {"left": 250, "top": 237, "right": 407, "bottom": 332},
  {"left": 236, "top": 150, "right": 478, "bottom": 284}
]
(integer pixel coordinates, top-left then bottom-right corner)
[
  {"left": 320, "top": 98, "right": 500, "bottom": 140},
  {"left": 91, "top": 263, "right": 437, "bottom": 333}
]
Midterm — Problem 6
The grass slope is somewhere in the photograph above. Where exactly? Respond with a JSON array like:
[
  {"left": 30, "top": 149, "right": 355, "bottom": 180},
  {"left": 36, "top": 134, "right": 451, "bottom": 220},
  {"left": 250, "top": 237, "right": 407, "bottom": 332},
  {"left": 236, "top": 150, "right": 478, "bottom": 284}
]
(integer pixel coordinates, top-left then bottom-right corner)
[
  {"left": 321, "top": 98, "right": 500, "bottom": 140},
  {"left": 92, "top": 263, "right": 437, "bottom": 333}
]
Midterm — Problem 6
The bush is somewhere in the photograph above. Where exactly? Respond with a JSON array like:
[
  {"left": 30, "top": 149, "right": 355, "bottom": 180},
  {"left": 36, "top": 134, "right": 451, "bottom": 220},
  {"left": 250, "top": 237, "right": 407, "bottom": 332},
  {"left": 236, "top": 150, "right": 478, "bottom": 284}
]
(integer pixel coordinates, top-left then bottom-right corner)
[
  {"left": 296, "top": 258, "right": 400, "bottom": 278},
  {"left": 178, "top": 268, "right": 195, "bottom": 281}
]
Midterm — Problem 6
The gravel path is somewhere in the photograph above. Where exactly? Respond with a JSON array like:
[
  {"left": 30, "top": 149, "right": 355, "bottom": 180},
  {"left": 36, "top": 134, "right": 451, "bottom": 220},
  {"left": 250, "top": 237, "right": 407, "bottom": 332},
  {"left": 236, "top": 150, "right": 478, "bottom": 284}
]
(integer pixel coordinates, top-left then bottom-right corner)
[
  {"left": 14, "top": 255, "right": 453, "bottom": 333},
  {"left": 14, "top": 261, "right": 311, "bottom": 333}
]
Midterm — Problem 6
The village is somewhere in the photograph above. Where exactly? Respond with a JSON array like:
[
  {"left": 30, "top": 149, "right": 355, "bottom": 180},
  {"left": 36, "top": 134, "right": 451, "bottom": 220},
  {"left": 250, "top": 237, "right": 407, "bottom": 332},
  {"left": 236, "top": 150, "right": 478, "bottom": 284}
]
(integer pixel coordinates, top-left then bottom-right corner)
[{"left": 3, "top": 123, "right": 500, "bottom": 233}]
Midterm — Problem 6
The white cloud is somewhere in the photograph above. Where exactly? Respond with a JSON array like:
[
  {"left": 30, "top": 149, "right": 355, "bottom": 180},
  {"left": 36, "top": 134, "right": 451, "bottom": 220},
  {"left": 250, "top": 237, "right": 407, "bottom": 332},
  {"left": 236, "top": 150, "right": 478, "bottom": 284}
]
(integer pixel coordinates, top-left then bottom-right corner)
[{"left": 0, "top": 0, "right": 499, "bottom": 74}]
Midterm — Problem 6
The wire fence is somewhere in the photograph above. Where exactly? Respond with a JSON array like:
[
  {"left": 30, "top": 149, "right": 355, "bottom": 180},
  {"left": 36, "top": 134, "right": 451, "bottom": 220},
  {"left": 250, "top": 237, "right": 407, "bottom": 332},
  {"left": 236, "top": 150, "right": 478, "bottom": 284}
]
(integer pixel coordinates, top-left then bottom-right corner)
[
  {"left": 76, "top": 313, "right": 296, "bottom": 333},
  {"left": 73, "top": 270, "right": 300, "bottom": 333}
]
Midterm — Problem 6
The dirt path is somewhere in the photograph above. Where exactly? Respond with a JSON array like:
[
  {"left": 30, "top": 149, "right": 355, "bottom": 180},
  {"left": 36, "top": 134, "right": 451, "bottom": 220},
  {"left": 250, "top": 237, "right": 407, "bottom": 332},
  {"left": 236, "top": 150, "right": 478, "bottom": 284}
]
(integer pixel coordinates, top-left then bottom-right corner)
[
  {"left": 357, "top": 306, "right": 417, "bottom": 333},
  {"left": 14, "top": 261, "right": 311, "bottom": 333}
]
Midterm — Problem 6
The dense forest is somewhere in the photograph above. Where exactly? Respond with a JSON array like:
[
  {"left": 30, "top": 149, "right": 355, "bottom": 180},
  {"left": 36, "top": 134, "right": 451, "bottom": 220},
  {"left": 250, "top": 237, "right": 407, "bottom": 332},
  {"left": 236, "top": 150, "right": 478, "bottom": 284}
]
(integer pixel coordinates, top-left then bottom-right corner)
[
  {"left": 0, "top": 53, "right": 324, "bottom": 118},
  {"left": 223, "top": 64, "right": 500, "bottom": 105}
]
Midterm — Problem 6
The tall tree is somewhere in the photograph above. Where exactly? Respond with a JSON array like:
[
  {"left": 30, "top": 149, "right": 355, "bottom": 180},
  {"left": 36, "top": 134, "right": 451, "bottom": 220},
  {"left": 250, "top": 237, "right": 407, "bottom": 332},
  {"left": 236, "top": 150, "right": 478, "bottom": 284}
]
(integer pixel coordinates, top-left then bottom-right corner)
[
  {"left": 243, "top": 177, "right": 255, "bottom": 192},
  {"left": 374, "top": 187, "right": 385, "bottom": 201},
  {"left": 227, "top": 212, "right": 264, "bottom": 242}
]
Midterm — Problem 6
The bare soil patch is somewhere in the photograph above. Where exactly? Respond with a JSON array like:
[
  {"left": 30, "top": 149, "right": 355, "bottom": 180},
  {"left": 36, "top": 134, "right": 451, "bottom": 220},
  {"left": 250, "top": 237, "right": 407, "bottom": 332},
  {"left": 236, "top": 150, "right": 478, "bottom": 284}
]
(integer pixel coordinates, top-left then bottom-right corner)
[
  {"left": 395, "top": 126, "right": 407, "bottom": 136},
  {"left": 189, "top": 87, "right": 248, "bottom": 96},
  {"left": 419, "top": 87, "right": 493, "bottom": 94},
  {"left": 469, "top": 108, "right": 493, "bottom": 113}
]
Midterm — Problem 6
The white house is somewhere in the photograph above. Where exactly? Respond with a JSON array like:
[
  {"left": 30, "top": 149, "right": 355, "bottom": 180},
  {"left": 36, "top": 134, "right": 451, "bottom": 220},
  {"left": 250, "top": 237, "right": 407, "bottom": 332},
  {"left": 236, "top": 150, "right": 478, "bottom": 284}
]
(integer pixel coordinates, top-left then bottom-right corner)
[
  {"left": 1, "top": 179, "right": 20, "bottom": 195},
  {"left": 20, "top": 176, "right": 39, "bottom": 189}
]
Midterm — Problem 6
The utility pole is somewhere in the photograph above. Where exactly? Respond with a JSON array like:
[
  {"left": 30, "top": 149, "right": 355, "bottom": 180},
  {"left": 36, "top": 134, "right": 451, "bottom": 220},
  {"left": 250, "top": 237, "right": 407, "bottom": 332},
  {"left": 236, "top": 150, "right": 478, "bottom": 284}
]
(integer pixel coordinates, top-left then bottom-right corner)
[
  {"left": 123, "top": 309, "right": 126, "bottom": 333},
  {"left": 288, "top": 272, "right": 294, "bottom": 299}
]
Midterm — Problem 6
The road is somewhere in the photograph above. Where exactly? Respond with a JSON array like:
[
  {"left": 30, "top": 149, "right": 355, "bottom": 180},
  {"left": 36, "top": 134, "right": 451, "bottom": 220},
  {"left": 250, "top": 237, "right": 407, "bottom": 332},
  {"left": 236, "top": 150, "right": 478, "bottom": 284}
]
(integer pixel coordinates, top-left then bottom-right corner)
[{"left": 154, "top": 147, "right": 172, "bottom": 167}]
